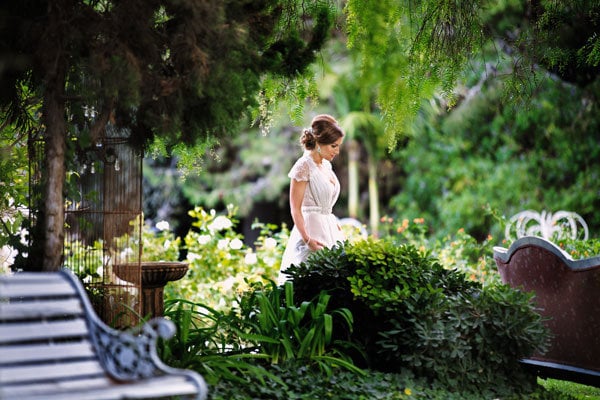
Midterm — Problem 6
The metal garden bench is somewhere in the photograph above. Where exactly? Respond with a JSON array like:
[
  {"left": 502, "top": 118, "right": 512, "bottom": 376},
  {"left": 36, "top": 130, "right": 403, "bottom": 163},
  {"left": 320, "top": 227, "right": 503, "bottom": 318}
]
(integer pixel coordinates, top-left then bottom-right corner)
[{"left": 0, "top": 269, "right": 208, "bottom": 400}]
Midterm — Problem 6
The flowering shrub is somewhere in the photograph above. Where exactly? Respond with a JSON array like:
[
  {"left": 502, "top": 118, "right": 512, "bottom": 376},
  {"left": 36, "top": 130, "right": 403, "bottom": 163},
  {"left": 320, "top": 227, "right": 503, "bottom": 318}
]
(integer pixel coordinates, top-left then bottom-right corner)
[
  {"left": 383, "top": 216, "right": 430, "bottom": 247},
  {"left": 555, "top": 238, "right": 600, "bottom": 259},
  {"left": 434, "top": 229, "right": 501, "bottom": 285},
  {"left": 141, "top": 219, "right": 181, "bottom": 262},
  {"left": 164, "top": 204, "right": 288, "bottom": 311},
  {"left": 378, "top": 216, "right": 500, "bottom": 285},
  {"left": 0, "top": 196, "right": 28, "bottom": 274}
]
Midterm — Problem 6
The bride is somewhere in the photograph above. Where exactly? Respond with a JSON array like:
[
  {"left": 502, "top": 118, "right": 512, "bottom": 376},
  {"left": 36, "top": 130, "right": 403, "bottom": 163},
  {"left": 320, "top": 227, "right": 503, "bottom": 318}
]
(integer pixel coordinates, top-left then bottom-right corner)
[{"left": 278, "top": 114, "right": 345, "bottom": 284}]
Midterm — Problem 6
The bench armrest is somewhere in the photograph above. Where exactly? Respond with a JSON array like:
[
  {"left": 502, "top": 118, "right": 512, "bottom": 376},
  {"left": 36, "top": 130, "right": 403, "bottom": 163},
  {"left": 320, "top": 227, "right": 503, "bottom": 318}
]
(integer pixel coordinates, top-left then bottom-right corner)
[
  {"left": 61, "top": 269, "right": 208, "bottom": 398},
  {"left": 92, "top": 317, "right": 176, "bottom": 380}
]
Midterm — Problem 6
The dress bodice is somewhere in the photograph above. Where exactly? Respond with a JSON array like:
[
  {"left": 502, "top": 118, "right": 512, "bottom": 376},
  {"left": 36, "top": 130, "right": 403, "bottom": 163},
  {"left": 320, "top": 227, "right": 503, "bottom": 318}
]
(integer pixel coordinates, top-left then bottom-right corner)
[{"left": 288, "top": 154, "right": 340, "bottom": 213}]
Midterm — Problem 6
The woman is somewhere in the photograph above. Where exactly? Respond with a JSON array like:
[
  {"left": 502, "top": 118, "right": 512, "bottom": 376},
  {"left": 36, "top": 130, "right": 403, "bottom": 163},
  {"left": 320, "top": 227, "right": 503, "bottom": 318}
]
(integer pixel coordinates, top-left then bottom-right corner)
[{"left": 278, "top": 114, "right": 345, "bottom": 284}]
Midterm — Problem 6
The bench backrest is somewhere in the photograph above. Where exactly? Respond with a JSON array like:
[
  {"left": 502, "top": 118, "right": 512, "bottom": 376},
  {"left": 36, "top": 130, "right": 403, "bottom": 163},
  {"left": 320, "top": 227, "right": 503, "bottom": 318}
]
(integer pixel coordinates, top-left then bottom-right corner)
[
  {"left": 494, "top": 236, "right": 600, "bottom": 375},
  {"left": 0, "top": 272, "right": 111, "bottom": 390}
]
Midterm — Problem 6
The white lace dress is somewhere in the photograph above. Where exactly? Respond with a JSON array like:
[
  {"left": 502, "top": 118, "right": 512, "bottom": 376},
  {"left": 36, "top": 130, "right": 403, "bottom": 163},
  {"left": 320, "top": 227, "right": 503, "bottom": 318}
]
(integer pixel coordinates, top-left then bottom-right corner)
[{"left": 278, "top": 154, "right": 345, "bottom": 284}]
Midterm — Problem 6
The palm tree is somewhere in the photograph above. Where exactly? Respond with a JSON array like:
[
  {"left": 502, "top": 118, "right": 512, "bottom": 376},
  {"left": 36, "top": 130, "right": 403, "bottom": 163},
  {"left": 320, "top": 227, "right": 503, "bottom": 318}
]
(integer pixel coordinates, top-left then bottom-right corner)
[
  {"left": 340, "top": 112, "right": 385, "bottom": 237},
  {"left": 325, "top": 66, "right": 387, "bottom": 236}
]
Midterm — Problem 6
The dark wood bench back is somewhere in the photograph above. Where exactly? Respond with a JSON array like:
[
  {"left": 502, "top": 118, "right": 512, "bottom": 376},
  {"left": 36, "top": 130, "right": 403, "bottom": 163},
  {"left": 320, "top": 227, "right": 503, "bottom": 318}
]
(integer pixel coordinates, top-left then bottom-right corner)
[{"left": 494, "top": 236, "right": 600, "bottom": 387}]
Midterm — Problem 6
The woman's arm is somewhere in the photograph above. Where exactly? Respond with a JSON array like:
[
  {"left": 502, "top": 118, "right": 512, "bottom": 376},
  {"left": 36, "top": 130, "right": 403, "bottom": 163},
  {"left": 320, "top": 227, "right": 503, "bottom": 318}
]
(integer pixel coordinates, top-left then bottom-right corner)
[{"left": 289, "top": 179, "right": 322, "bottom": 250}]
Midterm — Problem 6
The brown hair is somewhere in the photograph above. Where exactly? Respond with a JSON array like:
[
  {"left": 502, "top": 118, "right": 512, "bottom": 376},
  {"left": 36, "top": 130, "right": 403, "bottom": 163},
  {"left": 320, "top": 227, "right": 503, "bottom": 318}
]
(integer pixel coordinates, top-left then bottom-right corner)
[{"left": 300, "top": 114, "right": 344, "bottom": 150}]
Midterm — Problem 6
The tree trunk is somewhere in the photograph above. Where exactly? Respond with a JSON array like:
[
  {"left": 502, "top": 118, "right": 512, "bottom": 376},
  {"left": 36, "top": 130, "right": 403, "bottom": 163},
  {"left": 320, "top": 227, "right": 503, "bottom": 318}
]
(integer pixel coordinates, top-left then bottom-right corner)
[
  {"left": 38, "top": 1, "right": 69, "bottom": 271},
  {"left": 347, "top": 139, "right": 360, "bottom": 219},
  {"left": 367, "top": 157, "right": 379, "bottom": 238},
  {"left": 41, "top": 71, "right": 67, "bottom": 271}
]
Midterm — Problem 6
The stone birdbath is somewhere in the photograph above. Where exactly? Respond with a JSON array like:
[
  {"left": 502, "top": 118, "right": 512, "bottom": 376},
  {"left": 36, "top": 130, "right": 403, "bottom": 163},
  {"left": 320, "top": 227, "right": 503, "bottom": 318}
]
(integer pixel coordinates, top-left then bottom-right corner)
[{"left": 114, "top": 261, "right": 189, "bottom": 319}]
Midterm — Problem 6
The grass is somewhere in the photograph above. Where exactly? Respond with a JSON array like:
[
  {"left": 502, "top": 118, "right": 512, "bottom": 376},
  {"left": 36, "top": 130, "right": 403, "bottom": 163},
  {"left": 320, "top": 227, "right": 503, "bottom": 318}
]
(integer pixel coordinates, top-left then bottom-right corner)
[{"left": 539, "top": 378, "right": 600, "bottom": 399}]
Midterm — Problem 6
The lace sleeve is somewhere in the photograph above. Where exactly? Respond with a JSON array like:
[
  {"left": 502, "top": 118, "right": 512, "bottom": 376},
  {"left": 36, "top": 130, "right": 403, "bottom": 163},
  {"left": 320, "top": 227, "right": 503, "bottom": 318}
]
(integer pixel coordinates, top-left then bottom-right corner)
[{"left": 288, "top": 157, "right": 310, "bottom": 182}]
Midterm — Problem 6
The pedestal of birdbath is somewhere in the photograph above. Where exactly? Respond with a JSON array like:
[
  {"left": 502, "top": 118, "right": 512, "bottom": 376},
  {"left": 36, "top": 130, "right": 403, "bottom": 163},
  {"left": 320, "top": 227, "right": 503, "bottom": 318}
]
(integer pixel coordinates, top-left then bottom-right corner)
[{"left": 114, "top": 261, "right": 189, "bottom": 319}]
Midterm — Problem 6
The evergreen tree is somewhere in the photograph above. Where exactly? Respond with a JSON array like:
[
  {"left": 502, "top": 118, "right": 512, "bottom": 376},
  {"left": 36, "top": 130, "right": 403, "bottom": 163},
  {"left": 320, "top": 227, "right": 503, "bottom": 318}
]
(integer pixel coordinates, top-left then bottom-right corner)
[{"left": 0, "top": 0, "right": 335, "bottom": 269}]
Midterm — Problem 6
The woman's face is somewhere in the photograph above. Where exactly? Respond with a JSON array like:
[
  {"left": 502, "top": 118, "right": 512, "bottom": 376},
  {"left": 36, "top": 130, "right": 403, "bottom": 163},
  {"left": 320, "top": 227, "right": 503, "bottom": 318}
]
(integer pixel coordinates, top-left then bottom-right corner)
[{"left": 320, "top": 137, "right": 344, "bottom": 162}]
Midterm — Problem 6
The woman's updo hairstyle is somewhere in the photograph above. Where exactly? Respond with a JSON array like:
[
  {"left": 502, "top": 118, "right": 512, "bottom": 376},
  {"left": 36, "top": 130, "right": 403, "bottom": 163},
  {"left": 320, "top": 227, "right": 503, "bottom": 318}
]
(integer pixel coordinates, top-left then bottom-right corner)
[{"left": 300, "top": 114, "right": 344, "bottom": 150}]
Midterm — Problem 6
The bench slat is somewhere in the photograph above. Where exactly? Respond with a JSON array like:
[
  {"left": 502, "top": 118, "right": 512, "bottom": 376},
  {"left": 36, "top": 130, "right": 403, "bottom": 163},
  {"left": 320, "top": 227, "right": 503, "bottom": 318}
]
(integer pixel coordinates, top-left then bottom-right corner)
[
  {"left": 0, "top": 319, "right": 89, "bottom": 344},
  {"left": 0, "top": 376, "right": 112, "bottom": 397},
  {"left": 0, "top": 375, "right": 200, "bottom": 400},
  {"left": 0, "top": 340, "right": 95, "bottom": 364},
  {"left": 0, "top": 360, "right": 105, "bottom": 384},
  {"left": 0, "top": 298, "right": 84, "bottom": 320},
  {"left": 0, "top": 280, "right": 76, "bottom": 298},
  {"left": 0, "top": 273, "right": 68, "bottom": 285}
]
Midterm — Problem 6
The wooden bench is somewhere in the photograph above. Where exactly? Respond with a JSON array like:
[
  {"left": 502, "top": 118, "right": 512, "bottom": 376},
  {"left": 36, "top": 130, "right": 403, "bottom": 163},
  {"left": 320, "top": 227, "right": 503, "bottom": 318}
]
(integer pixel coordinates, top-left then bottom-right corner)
[
  {"left": 494, "top": 236, "right": 600, "bottom": 388},
  {"left": 0, "top": 269, "right": 208, "bottom": 400}
]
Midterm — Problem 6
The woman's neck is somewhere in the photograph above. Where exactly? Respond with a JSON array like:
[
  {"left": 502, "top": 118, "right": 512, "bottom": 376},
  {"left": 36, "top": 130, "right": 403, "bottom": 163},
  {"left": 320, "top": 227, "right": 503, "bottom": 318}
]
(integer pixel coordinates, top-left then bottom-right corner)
[{"left": 311, "top": 150, "right": 323, "bottom": 165}]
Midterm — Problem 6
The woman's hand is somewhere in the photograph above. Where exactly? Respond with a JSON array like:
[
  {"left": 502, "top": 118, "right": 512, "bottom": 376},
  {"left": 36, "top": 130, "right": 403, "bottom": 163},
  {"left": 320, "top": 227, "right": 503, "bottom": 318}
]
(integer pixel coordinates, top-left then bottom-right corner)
[{"left": 306, "top": 237, "right": 324, "bottom": 251}]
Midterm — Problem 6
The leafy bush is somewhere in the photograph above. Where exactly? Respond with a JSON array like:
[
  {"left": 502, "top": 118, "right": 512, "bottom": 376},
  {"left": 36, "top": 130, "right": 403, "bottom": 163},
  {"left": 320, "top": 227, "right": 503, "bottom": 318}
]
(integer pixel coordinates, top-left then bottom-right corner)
[
  {"left": 378, "top": 285, "right": 547, "bottom": 392},
  {"left": 208, "top": 360, "right": 577, "bottom": 400},
  {"left": 286, "top": 238, "right": 549, "bottom": 395},
  {"left": 209, "top": 362, "right": 460, "bottom": 400}
]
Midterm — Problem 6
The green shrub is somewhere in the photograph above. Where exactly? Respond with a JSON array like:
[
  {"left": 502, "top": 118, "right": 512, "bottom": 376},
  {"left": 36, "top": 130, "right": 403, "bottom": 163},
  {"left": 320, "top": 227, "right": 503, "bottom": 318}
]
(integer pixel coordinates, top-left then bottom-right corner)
[
  {"left": 208, "top": 360, "right": 576, "bottom": 400},
  {"left": 286, "top": 238, "right": 549, "bottom": 395},
  {"left": 345, "top": 238, "right": 477, "bottom": 314},
  {"left": 209, "top": 362, "right": 452, "bottom": 399},
  {"left": 378, "top": 284, "right": 547, "bottom": 392}
]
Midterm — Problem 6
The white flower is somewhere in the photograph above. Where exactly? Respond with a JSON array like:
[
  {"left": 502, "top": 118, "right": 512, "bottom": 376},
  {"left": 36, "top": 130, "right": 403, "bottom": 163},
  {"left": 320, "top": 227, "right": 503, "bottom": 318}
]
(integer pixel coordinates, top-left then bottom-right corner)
[
  {"left": 156, "top": 220, "right": 170, "bottom": 231},
  {"left": 0, "top": 245, "right": 17, "bottom": 270},
  {"left": 163, "top": 239, "right": 171, "bottom": 249},
  {"left": 264, "top": 237, "right": 277, "bottom": 250},
  {"left": 263, "top": 256, "right": 276, "bottom": 267},
  {"left": 217, "top": 239, "right": 229, "bottom": 249},
  {"left": 187, "top": 252, "right": 201, "bottom": 261},
  {"left": 120, "top": 247, "right": 134, "bottom": 259},
  {"left": 220, "top": 276, "right": 236, "bottom": 291},
  {"left": 229, "top": 238, "right": 243, "bottom": 250},
  {"left": 244, "top": 252, "right": 258, "bottom": 265},
  {"left": 19, "top": 228, "right": 28, "bottom": 246},
  {"left": 197, "top": 234, "right": 211, "bottom": 245},
  {"left": 209, "top": 216, "right": 233, "bottom": 232}
]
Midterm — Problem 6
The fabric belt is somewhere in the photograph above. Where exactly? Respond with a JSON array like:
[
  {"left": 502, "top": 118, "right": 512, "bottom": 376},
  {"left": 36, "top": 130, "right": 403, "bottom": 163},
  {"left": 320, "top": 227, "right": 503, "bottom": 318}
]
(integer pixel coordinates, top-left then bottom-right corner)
[{"left": 302, "top": 206, "right": 332, "bottom": 215}]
